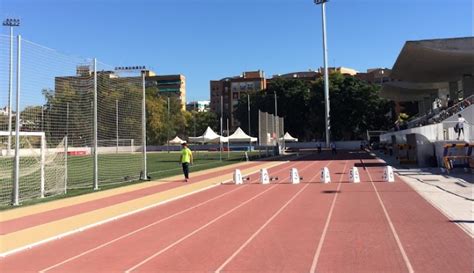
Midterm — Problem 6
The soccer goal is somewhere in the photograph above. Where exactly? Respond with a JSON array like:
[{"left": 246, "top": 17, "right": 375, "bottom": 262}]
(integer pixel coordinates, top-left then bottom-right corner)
[
  {"left": 97, "top": 138, "right": 136, "bottom": 154},
  {"left": 0, "top": 131, "right": 66, "bottom": 205}
]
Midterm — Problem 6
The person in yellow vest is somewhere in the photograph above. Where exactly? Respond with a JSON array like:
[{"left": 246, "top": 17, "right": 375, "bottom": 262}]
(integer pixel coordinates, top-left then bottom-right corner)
[{"left": 179, "top": 142, "right": 193, "bottom": 182}]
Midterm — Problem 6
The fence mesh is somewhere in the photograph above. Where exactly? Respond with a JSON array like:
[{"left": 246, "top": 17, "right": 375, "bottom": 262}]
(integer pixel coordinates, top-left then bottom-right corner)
[
  {"left": 0, "top": 35, "right": 145, "bottom": 205},
  {"left": 95, "top": 62, "right": 143, "bottom": 186}
]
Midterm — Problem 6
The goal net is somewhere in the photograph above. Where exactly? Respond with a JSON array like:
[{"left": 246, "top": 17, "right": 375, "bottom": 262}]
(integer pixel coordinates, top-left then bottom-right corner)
[
  {"left": 0, "top": 131, "right": 66, "bottom": 205},
  {"left": 97, "top": 138, "right": 136, "bottom": 153}
]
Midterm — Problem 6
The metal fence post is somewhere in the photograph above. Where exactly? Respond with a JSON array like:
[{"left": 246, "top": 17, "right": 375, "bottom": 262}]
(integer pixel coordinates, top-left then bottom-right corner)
[
  {"left": 93, "top": 58, "right": 98, "bottom": 190},
  {"left": 141, "top": 72, "right": 147, "bottom": 180},
  {"left": 12, "top": 35, "right": 21, "bottom": 206}
]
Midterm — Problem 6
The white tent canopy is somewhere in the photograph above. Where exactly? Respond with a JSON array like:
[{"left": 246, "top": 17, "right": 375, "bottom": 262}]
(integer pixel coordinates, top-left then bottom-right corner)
[
  {"left": 188, "top": 126, "right": 228, "bottom": 143},
  {"left": 169, "top": 136, "right": 185, "bottom": 144},
  {"left": 281, "top": 132, "right": 298, "bottom": 142},
  {"left": 228, "top": 127, "right": 257, "bottom": 142}
]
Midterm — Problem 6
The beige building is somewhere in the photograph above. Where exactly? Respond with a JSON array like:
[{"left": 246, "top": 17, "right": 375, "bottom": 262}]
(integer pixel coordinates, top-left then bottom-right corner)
[
  {"left": 355, "top": 68, "right": 392, "bottom": 85},
  {"left": 320, "top": 66, "right": 358, "bottom": 76},
  {"left": 56, "top": 67, "right": 187, "bottom": 110},
  {"left": 144, "top": 72, "right": 186, "bottom": 110}
]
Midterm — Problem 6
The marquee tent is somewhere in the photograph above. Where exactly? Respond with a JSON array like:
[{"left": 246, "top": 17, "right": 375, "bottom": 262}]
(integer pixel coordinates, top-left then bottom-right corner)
[
  {"left": 188, "top": 126, "right": 228, "bottom": 143},
  {"left": 227, "top": 127, "right": 257, "bottom": 142},
  {"left": 281, "top": 132, "right": 298, "bottom": 142},
  {"left": 168, "top": 136, "right": 185, "bottom": 144}
]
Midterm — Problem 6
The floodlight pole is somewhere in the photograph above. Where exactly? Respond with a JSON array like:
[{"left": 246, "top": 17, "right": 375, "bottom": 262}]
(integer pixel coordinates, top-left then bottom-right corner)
[
  {"left": 3, "top": 18, "right": 20, "bottom": 156},
  {"left": 314, "top": 0, "right": 331, "bottom": 147}
]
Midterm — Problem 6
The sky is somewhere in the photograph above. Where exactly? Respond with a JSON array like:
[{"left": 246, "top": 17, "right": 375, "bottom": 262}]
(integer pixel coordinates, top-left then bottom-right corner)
[{"left": 0, "top": 0, "right": 472, "bottom": 101}]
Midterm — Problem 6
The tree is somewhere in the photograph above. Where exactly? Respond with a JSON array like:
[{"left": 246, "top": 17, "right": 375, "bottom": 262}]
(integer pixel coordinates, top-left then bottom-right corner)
[
  {"left": 234, "top": 74, "right": 393, "bottom": 141},
  {"left": 145, "top": 87, "right": 192, "bottom": 145},
  {"left": 187, "top": 111, "right": 219, "bottom": 137}
]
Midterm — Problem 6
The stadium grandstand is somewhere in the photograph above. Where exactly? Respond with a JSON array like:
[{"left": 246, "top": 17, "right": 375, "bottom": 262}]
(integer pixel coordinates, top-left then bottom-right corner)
[{"left": 379, "top": 37, "right": 474, "bottom": 170}]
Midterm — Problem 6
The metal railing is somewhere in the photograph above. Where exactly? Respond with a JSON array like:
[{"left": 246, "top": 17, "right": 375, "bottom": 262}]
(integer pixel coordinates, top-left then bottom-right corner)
[{"left": 404, "top": 95, "right": 474, "bottom": 129}]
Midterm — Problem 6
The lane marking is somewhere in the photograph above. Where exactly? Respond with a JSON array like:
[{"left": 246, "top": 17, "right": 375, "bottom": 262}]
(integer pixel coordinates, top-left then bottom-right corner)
[
  {"left": 39, "top": 186, "right": 245, "bottom": 273},
  {"left": 1, "top": 160, "right": 287, "bottom": 258},
  {"left": 124, "top": 185, "right": 279, "bottom": 273},
  {"left": 309, "top": 160, "right": 348, "bottom": 273},
  {"left": 365, "top": 160, "right": 415, "bottom": 273},
  {"left": 0, "top": 160, "right": 265, "bottom": 222},
  {"left": 39, "top": 160, "right": 300, "bottom": 272},
  {"left": 216, "top": 159, "right": 329, "bottom": 273},
  {"left": 125, "top": 159, "right": 316, "bottom": 273}
]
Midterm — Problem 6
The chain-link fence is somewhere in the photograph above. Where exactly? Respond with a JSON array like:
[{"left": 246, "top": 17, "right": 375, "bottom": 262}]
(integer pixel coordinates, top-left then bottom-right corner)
[{"left": 0, "top": 35, "right": 145, "bottom": 205}]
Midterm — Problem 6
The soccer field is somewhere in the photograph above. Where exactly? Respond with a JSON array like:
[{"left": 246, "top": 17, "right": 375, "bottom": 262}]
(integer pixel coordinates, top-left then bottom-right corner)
[{"left": 0, "top": 150, "right": 262, "bottom": 207}]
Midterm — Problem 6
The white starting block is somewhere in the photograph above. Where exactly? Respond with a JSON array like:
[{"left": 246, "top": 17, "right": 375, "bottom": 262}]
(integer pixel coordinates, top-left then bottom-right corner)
[
  {"left": 233, "top": 169, "right": 250, "bottom": 185},
  {"left": 260, "top": 168, "right": 278, "bottom": 184},
  {"left": 290, "top": 168, "right": 301, "bottom": 184},
  {"left": 383, "top": 166, "right": 395, "bottom": 182},
  {"left": 233, "top": 169, "right": 243, "bottom": 184},
  {"left": 321, "top": 167, "right": 331, "bottom": 183},
  {"left": 349, "top": 167, "right": 360, "bottom": 183},
  {"left": 260, "top": 168, "right": 270, "bottom": 184}
]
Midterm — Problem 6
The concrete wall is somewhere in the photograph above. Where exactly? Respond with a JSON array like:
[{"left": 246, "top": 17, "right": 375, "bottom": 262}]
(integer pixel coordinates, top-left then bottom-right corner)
[
  {"left": 285, "top": 141, "right": 362, "bottom": 150},
  {"left": 380, "top": 104, "right": 474, "bottom": 167},
  {"left": 443, "top": 104, "right": 474, "bottom": 139}
]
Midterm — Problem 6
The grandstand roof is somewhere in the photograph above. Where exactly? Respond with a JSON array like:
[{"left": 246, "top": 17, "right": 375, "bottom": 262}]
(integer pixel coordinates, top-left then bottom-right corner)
[
  {"left": 380, "top": 81, "right": 448, "bottom": 101},
  {"left": 390, "top": 37, "right": 474, "bottom": 82}
]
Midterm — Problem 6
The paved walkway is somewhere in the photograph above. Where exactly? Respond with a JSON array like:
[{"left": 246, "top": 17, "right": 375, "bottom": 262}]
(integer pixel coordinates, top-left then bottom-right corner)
[{"left": 374, "top": 150, "right": 473, "bottom": 237}]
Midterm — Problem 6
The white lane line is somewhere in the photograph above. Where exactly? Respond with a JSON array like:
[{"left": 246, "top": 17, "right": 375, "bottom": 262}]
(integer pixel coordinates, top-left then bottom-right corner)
[
  {"left": 215, "top": 159, "right": 329, "bottom": 273},
  {"left": 124, "top": 184, "right": 279, "bottom": 273},
  {"left": 39, "top": 185, "right": 247, "bottom": 273},
  {"left": 309, "top": 160, "right": 348, "bottom": 273},
  {"left": 215, "top": 184, "right": 310, "bottom": 273},
  {"left": 1, "top": 182, "right": 219, "bottom": 259},
  {"left": 365, "top": 164, "right": 415, "bottom": 273},
  {"left": 40, "top": 160, "right": 297, "bottom": 272},
  {"left": 1, "top": 160, "right": 290, "bottom": 259},
  {"left": 125, "top": 159, "right": 315, "bottom": 273}
]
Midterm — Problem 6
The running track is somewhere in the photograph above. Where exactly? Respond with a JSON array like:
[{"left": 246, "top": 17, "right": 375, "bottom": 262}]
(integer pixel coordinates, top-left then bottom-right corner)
[{"left": 0, "top": 151, "right": 472, "bottom": 272}]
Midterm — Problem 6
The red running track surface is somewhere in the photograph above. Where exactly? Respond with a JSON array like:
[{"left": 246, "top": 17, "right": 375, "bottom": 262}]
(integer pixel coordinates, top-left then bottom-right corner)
[
  {"left": 0, "top": 151, "right": 472, "bottom": 273},
  {"left": 0, "top": 162, "right": 263, "bottom": 235}
]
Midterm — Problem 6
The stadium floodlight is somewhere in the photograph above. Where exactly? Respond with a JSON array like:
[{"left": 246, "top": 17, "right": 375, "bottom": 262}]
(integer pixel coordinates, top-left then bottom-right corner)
[
  {"left": 3, "top": 18, "right": 20, "bottom": 157},
  {"left": 313, "top": 0, "right": 331, "bottom": 147},
  {"left": 3, "top": 18, "right": 20, "bottom": 26}
]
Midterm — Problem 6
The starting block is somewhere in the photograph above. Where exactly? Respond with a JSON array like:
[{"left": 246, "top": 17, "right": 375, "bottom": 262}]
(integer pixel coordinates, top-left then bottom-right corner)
[
  {"left": 320, "top": 167, "right": 331, "bottom": 183},
  {"left": 383, "top": 166, "right": 395, "bottom": 182},
  {"left": 260, "top": 168, "right": 270, "bottom": 184},
  {"left": 233, "top": 169, "right": 250, "bottom": 185},
  {"left": 260, "top": 168, "right": 278, "bottom": 184},
  {"left": 349, "top": 167, "right": 360, "bottom": 183},
  {"left": 290, "top": 168, "right": 302, "bottom": 184}
]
